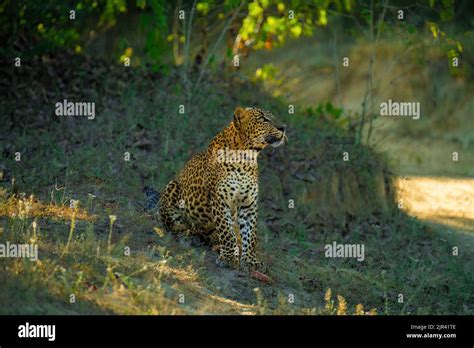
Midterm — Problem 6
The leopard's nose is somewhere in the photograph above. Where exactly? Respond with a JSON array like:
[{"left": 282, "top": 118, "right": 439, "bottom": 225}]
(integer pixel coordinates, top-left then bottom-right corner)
[{"left": 277, "top": 125, "right": 286, "bottom": 132}]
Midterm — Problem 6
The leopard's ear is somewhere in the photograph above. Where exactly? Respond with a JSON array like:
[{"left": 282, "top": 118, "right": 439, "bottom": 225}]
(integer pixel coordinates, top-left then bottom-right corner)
[{"left": 233, "top": 106, "right": 247, "bottom": 131}]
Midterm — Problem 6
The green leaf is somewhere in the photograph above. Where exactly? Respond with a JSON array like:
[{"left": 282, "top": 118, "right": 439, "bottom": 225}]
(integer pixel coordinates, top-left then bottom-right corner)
[{"left": 137, "top": 0, "right": 146, "bottom": 9}]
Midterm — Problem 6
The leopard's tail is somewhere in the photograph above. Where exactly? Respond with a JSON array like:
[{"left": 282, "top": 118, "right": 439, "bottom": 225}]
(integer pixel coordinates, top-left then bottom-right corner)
[{"left": 143, "top": 186, "right": 160, "bottom": 212}]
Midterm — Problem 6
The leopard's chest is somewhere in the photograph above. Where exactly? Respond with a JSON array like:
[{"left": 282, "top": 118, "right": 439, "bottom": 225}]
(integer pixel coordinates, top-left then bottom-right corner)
[{"left": 218, "top": 163, "right": 259, "bottom": 207}]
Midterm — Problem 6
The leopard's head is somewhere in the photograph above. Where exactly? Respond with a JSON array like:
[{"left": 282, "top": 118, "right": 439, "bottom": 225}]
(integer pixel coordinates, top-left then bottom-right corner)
[{"left": 233, "top": 106, "right": 287, "bottom": 151}]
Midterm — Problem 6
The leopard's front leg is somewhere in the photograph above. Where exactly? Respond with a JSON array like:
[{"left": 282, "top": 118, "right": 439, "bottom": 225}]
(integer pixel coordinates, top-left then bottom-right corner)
[
  {"left": 212, "top": 195, "right": 240, "bottom": 268},
  {"left": 238, "top": 200, "right": 264, "bottom": 272}
]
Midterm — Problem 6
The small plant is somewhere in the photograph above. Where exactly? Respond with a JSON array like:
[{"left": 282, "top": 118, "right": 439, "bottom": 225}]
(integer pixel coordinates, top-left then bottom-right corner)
[
  {"left": 324, "top": 288, "right": 377, "bottom": 316},
  {"left": 107, "top": 215, "right": 117, "bottom": 254}
]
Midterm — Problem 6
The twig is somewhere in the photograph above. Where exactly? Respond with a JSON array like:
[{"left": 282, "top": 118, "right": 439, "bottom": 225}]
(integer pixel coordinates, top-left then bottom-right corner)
[
  {"left": 366, "top": 0, "right": 388, "bottom": 145},
  {"left": 333, "top": 27, "right": 343, "bottom": 108},
  {"left": 172, "top": 0, "right": 183, "bottom": 66},
  {"left": 183, "top": 0, "right": 198, "bottom": 73},
  {"left": 327, "top": 9, "right": 368, "bottom": 38},
  {"left": 194, "top": 0, "right": 244, "bottom": 92},
  {"left": 182, "top": 0, "right": 198, "bottom": 111},
  {"left": 365, "top": 0, "right": 375, "bottom": 145}
]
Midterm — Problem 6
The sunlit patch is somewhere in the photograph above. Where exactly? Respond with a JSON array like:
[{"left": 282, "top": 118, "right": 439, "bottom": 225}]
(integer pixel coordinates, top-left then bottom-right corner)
[
  {"left": 395, "top": 176, "right": 474, "bottom": 233},
  {"left": 154, "top": 227, "right": 165, "bottom": 237},
  {"left": 0, "top": 191, "right": 96, "bottom": 222}
]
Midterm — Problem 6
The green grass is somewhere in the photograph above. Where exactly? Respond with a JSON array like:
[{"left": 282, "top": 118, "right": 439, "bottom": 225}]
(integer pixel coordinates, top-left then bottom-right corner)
[{"left": 0, "top": 53, "right": 472, "bottom": 315}]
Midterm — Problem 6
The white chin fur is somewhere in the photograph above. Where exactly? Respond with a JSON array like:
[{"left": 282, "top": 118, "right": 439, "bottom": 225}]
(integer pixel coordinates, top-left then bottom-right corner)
[
  {"left": 271, "top": 138, "right": 284, "bottom": 148},
  {"left": 270, "top": 132, "right": 287, "bottom": 148}
]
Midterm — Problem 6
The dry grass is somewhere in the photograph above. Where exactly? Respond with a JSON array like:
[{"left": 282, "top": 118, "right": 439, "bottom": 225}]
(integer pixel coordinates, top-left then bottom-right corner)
[{"left": 0, "top": 189, "right": 96, "bottom": 222}]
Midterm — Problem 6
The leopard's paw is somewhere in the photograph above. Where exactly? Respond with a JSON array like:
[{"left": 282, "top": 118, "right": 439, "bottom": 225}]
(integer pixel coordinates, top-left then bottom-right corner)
[
  {"left": 177, "top": 235, "right": 193, "bottom": 248},
  {"left": 240, "top": 258, "right": 266, "bottom": 273},
  {"left": 216, "top": 254, "right": 239, "bottom": 269},
  {"left": 215, "top": 256, "right": 232, "bottom": 268}
]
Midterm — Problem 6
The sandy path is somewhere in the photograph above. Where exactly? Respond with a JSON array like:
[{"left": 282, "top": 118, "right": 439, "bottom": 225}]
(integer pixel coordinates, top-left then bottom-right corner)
[{"left": 395, "top": 176, "right": 474, "bottom": 250}]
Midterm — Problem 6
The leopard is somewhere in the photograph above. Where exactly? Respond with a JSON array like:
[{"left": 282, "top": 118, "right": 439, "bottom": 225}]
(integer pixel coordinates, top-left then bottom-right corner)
[{"left": 158, "top": 106, "right": 287, "bottom": 272}]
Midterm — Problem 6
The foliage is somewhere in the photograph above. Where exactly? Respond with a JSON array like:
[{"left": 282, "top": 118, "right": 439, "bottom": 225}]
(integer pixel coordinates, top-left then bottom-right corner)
[
  {"left": 1, "top": 0, "right": 112, "bottom": 57},
  {"left": 236, "top": 0, "right": 338, "bottom": 50},
  {"left": 2, "top": 0, "right": 467, "bottom": 68}
]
